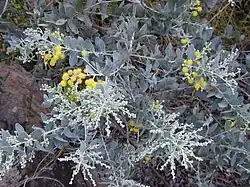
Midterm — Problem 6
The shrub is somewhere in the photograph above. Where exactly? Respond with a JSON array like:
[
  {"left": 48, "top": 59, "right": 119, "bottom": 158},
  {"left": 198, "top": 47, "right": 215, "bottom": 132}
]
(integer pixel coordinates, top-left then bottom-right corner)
[{"left": 1, "top": 0, "right": 250, "bottom": 186}]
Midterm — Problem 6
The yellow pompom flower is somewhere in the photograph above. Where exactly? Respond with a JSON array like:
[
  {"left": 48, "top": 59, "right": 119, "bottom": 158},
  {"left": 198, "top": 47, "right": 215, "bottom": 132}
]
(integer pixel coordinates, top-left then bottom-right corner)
[
  {"left": 73, "top": 69, "right": 79, "bottom": 75},
  {"left": 196, "top": 6, "right": 203, "bottom": 12},
  {"left": 181, "top": 39, "right": 188, "bottom": 45},
  {"left": 53, "top": 54, "right": 60, "bottom": 61},
  {"left": 85, "top": 78, "right": 97, "bottom": 89},
  {"left": 76, "top": 79, "right": 83, "bottom": 84},
  {"left": 68, "top": 70, "right": 73, "bottom": 75},
  {"left": 145, "top": 155, "right": 151, "bottom": 162},
  {"left": 44, "top": 53, "right": 52, "bottom": 61},
  {"left": 83, "top": 68, "right": 88, "bottom": 73},
  {"left": 129, "top": 121, "right": 135, "bottom": 127},
  {"left": 196, "top": 60, "right": 201, "bottom": 65},
  {"left": 70, "top": 76, "right": 77, "bottom": 82},
  {"left": 49, "top": 58, "right": 57, "bottom": 66},
  {"left": 199, "top": 77, "right": 206, "bottom": 88},
  {"left": 187, "top": 78, "right": 194, "bottom": 84},
  {"left": 67, "top": 80, "right": 74, "bottom": 87},
  {"left": 182, "top": 66, "right": 189, "bottom": 73},
  {"left": 187, "top": 60, "right": 193, "bottom": 65},
  {"left": 81, "top": 50, "right": 88, "bottom": 56},
  {"left": 192, "top": 72, "right": 198, "bottom": 78},
  {"left": 194, "top": 50, "right": 201, "bottom": 58},
  {"left": 193, "top": 11, "right": 198, "bottom": 17},
  {"left": 76, "top": 68, "right": 82, "bottom": 74},
  {"left": 59, "top": 53, "right": 65, "bottom": 59},
  {"left": 62, "top": 72, "right": 70, "bottom": 80},
  {"left": 194, "top": 82, "right": 201, "bottom": 91},
  {"left": 132, "top": 128, "right": 139, "bottom": 133},
  {"left": 60, "top": 80, "right": 67, "bottom": 87},
  {"left": 97, "top": 80, "right": 106, "bottom": 85},
  {"left": 78, "top": 73, "right": 86, "bottom": 79},
  {"left": 55, "top": 45, "right": 62, "bottom": 52}
]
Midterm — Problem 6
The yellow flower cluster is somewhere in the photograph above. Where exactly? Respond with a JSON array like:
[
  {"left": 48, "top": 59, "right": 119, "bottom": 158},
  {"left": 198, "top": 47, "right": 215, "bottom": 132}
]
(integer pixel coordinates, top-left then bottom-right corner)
[
  {"left": 44, "top": 45, "right": 65, "bottom": 67},
  {"left": 145, "top": 155, "right": 151, "bottom": 162},
  {"left": 85, "top": 79, "right": 106, "bottom": 89},
  {"left": 182, "top": 50, "right": 207, "bottom": 91},
  {"left": 192, "top": 0, "right": 203, "bottom": 17},
  {"left": 60, "top": 68, "right": 88, "bottom": 87},
  {"left": 81, "top": 50, "right": 88, "bottom": 57},
  {"left": 181, "top": 39, "right": 189, "bottom": 46},
  {"left": 51, "top": 30, "right": 65, "bottom": 41},
  {"left": 129, "top": 120, "right": 143, "bottom": 133}
]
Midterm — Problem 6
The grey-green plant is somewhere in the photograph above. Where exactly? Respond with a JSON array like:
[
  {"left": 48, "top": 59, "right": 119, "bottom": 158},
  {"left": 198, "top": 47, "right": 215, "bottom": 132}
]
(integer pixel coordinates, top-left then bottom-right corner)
[{"left": 2, "top": 0, "right": 250, "bottom": 186}]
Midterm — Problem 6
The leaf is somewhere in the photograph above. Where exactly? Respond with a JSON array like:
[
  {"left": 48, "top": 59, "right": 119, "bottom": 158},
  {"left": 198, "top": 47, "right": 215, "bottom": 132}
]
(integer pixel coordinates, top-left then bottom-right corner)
[
  {"left": 55, "top": 19, "right": 67, "bottom": 26},
  {"left": 165, "top": 43, "right": 174, "bottom": 60},
  {"left": 64, "top": 3, "right": 75, "bottom": 18},
  {"left": 202, "top": 28, "right": 213, "bottom": 41},
  {"left": 69, "top": 51, "right": 78, "bottom": 67},
  {"left": 67, "top": 19, "right": 79, "bottom": 34},
  {"left": 95, "top": 37, "right": 106, "bottom": 52},
  {"left": 206, "top": 0, "right": 218, "bottom": 8},
  {"left": 15, "top": 123, "right": 25, "bottom": 133},
  {"left": 0, "top": 0, "right": 9, "bottom": 17},
  {"left": 83, "top": 40, "right": 95, "bottom": 52},
  {"left": 63, "top": 128, "right": 77, "bottom": 139},
  {"left": 187, "top": 44, "right": 195, "bottom": 60},
  {"left": 218, "top": 100, "right": 228, "bottom": 108},
  {"left": 77, "top": 14, "right": 92, "bottom": 27}
]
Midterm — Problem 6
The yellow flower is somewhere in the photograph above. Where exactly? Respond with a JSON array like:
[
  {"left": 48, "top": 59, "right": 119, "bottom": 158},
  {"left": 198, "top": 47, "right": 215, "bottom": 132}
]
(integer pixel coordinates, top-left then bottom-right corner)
[
  {"left": 83, "top": 68, "right": 88, "bottom": 73},
  {"left": 76, "top": 68, "right": 82, "bottom": 74},
  {"left": 97, "top": 80, "right": 106, "bottom": 85},
  {"left": 130, "top": 127, "right": 139, "bottom": 133},
  {"left": 60, "top": 80, "right": 67, "bottom": 87},
  {"left": 199, "top": 77, "right": 206, "bottom": 88},
  {"left": 192, "top": 11, "right": 198, "bottom": 17},
  {"left": 53, "top": 54, "right": 60, "bottom": 61},
  {"left": 70, "top": 76, "right": 77, "bottom": 82},
  {"left": 187, "top": 78, "right": 194, "bottom": 84},
  {"left": 73, "top": 69, "right": 79, "bottom": 75},
  {"left": 182, "top": 66, "right": 189, "bottom": 73},
  {"left": 62, "top": 72, "right": 70, "bottom": 80},
  {"left": 49, "top": 58, "right": 57, "bottom": 66},
  {"left": 44, "top": 53, "right": 52, "bottom": 61},
  {"left": 67, "top": 80, "right": 74, "bottom": 87},
  {"left": 132, "top": 128, "right": 139, "bottom": 133},
  {"left": 194, "top": 50, "right": 201, "bottom": 58},
  {"left": 68, "top": 70, "right": 73, "bottom": 75},
  {"left": 76, "top": 79, "right": 83, "bottom": 84},
  {"left": 184, "top": 60, "right": 188, "bottom": 64},
  {"left": 230, "top": 120, "right": 236, "bottom": 128},
  {"left": 89, "top": 112, "right": 96, "bottom": 121},
  {"left": 129, "top": 121, "right": 135, "bottom": 127},
  {"left": 192, "top": 72, "right": 198, "bottom": 78},
  {"left": 181, "top": 39, "right": 188, "bottom": 45},
  {"left": 81, "top": 50, "right": 88, "bottom": 56},
  {"left": 145, "top": 155, "right": 151, "bottom": 162},
  {"left": 85, "top": 78, "right": 97, "bottom": 89},
  {"left": 59, "top": 53, "right": 65, "bottom": 59},
  {"left": 194, "top": 82, "right": 201, "bottom": 91},
  {"left": 196, "top": 6, "right": 203, "bottom": 12},
  {"left": 196, "top": 60, "right": 201, "bottom": 65},
  {"left": 78, "top": 73, "right": 86, "bottom": 79},
  {"left": 55, "top": 45, "right": 62, "bottom": 52},
  {"left": 187, "top": 60, "right": 193, "bottom": 65},
  {"left": 68, "top": 92, "right": 79, "bottom": 102}
]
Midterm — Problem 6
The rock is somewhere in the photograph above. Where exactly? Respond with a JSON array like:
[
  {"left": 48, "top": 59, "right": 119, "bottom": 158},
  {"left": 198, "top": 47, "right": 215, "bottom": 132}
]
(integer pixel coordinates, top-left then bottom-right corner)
[{"left": 0, "top": 62, "right": 45, "bottom": 131}]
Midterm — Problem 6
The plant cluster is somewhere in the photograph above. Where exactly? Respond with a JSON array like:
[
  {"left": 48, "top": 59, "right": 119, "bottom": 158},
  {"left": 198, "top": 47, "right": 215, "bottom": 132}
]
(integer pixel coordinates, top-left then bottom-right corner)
[{"left": 1, "top": 0, "right": 250, "bottom": 186}]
